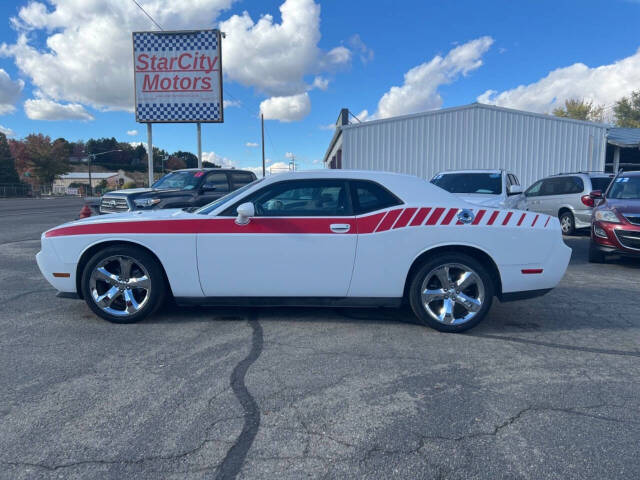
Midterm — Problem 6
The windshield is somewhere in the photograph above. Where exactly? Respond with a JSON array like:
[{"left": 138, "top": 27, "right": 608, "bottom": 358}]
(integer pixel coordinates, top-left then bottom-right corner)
[
  {"left": 152, "top": 171, "right": 202, "bottom": 190},
  {"left": 431, "top": 173, "right": 502, "bottom": 195},
  {"left": 607, "top": 176, "right": 640, "bottom": 200},
  {"left": 195, "top": 178, "right": 264, "bottom": 214}
]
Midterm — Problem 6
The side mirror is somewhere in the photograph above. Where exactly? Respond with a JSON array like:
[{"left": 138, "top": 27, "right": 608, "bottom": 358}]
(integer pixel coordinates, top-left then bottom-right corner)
[
  {"left": 236, "top": 202, "right": 255, "bottom": 225},
  {"left": 508, "top": 185, "right": 523, "bottom": 196},
  {"left": 201, "top": 184, "right": 216, "bottom": 192},
  {"left": 589, "top": 190, "right": 603, "bottom": 199}
]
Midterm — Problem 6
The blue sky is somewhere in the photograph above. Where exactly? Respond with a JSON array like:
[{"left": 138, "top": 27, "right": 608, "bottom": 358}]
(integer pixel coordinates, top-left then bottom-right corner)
[{"left": 0, "top": 0, "right": 639, "bottom": 174}]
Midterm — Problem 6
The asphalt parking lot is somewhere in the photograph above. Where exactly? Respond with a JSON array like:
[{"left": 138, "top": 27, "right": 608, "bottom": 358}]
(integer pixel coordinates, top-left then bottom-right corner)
[{"left": 1, "top": 197, "right": 639, "bottom": 480}]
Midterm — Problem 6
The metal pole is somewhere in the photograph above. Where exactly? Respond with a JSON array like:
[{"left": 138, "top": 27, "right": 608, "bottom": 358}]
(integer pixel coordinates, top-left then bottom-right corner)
[
  {"left": 261, "top": 114, "right": 265, "bottom": 177},
  {"left": 87, "top": 154, "right": 93, "bottom": 197},
  {"left": 197, "top": 122, "right": 202, "bottom": 168},
  {"left": 613, "top": 146, "right": 621, "bottom": 173},
  {"left": 147, "top": 123, "right": 153, "bottom": 187}
]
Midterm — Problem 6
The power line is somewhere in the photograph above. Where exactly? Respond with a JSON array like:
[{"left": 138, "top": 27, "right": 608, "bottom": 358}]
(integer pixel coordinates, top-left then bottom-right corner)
[{"left": 131, "top": 0, "right": 164, "bottom": 31}]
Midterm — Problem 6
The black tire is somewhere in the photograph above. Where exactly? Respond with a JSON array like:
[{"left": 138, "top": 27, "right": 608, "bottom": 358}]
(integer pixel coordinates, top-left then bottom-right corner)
[
  {"left": 81, "top": 245, "right": 166, "bottom": 323},
  {"left": 559, "top": 211, "right": 575, "bottom": 236},
  {"left": 408, "top": 253, "right": 495, "bottom": 333},
  {"left": 588, "top": 242, "right": 606, "bottom": 264}
]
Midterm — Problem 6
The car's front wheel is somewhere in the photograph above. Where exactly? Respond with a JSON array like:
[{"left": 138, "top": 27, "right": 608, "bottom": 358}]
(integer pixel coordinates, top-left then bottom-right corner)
[
  {"left": 409, "top": 253, "right": 495, "bottom": 333},
  {"left": 81, "top": 245, "right": 166, "bottom": 323}
]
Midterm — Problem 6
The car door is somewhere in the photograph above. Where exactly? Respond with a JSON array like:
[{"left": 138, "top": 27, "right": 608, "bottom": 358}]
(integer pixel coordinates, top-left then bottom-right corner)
[
  {"left": 196, "top": 179, "right": 357, "bottom": 297},
  {"left": 521, "top": 179, "right": 544, "bottom": 211},
  {"left": 195, "top": 171, "right": 230, "bottom": 206}
]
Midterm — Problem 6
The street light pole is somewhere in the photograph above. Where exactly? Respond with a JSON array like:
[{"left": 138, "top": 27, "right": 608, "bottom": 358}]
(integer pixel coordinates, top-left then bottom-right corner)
[{"left": 86, "top": 149, "right": 122, "bottom": 197}]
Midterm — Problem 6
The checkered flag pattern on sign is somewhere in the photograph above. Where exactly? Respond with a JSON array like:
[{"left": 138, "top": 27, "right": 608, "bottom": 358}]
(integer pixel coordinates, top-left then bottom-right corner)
[
  {"left": 136, "top": 103, "right": 221, "bottom": 122},
  {"left": 133, "top": 31, "right": 218, "bottom": 52}
]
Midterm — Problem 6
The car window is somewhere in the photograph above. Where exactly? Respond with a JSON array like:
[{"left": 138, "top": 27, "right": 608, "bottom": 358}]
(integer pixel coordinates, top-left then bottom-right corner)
[
  {"left": 196, "top": 178, "right": 264, "bottom": 215},
  {"left": 431, "top": 173, "right": 502, "bottom": 195},
  {"left": 565, "top": 176, "right": 584, "bottom": 194},
  {"left": 350, "top": 180, "right": 402, "bottom": 214},
  {"left": 539, "top": 177, "right": 582, "bottom": 196},
  {"left": 506, "top": 175, "right": 512, "bottom": 188},
  {"left": 508, "top": 174, "right": 520, "bottom": 186},
  {"left": 608, "top": 176, "right": 640, "bottom": 199},
  {"left": 231, "top": 172, "right": 255, "bottom": 189},
  {"left": 590, "top": 177, "right": 613, "bottom": 192},
  {"left": 151, "top": 171, "right": 201, "bottom": 190},
  {"left": 202, "top": 172, "right": 229, "bottom": 193},
  {"left": 224, "top": 180, "right": 352, "bottom": 217},
  {"left": 525, "top": 180, "right": 543, "bottom": 197}
]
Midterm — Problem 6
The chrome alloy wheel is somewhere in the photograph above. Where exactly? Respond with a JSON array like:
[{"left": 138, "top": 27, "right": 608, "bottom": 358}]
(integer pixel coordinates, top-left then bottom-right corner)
[
  {"left": 89, "top": 255, "right": 151, "bottom": 317},
  {"left": 560, "top": 215, "right": 572, "bottom": 234},
  {"left": 420, "top": 263, "right": 485, "bottom": 325}
]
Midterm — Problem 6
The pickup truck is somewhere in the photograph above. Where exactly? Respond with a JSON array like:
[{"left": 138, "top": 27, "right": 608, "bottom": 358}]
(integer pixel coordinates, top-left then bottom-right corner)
[
  {"left": 430, "top": 169, "right": 523, "bottom": 208},
  {"left": 100, "top": 168, "right": 257, "bottom": 213}
]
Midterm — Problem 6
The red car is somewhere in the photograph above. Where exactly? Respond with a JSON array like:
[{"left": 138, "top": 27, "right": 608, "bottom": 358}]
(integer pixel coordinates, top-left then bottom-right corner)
[{"left": 588, "top": 171, "right": 640, "bottom": 263}]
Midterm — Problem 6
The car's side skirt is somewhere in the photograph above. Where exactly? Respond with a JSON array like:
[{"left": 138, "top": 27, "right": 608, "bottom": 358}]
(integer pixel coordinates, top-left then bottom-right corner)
[{"left": 174, "top": 296, "right": 404, "bottom": 308}]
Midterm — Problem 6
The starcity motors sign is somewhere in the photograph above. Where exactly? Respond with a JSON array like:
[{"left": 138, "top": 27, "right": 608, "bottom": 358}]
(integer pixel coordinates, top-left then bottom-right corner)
[{"left": 132, "top": 29, "right": 223, "bottom": 123}]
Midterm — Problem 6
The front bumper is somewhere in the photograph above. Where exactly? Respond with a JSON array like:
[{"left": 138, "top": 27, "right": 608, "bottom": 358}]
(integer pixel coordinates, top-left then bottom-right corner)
[
  {"left": 36, "top": 238, "right": 77, "bottom": 293},
  {"left": 592, "top": 221, "right": 640, "bottom": 256}
]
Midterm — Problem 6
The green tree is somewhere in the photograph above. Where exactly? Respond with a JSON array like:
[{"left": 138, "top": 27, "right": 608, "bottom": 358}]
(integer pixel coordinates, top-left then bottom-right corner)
[
  {"left": 24, "top": 134, "right": 70, "bottom": 188},
  {"left": 171, "top": 150, "right": 199, "bottom": 168},
  {"left": 552, "top": 99, "right": 604, "bottom": 122},
  {"left": 613, "top": 90, "right": 640, "bottom": 128},
  {"left": 0, "top": 133, "right": 20, "bottom": 184}
]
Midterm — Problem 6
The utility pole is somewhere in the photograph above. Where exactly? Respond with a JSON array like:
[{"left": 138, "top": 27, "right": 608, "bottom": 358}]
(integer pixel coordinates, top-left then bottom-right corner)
[
  {"left": 261, "top": 114, "right": 266, "bottom": 177},
  {"left": 288, "top": 154, "right": 295, "bottom": 172},
  {"left": 197, "top": 122, "right": 202, "bottom": 168},
  {"left": 86, "top": 149, "right": 122, "bottom": 197},
  {"left": 147, "top": 123, "right": 153, "bottom": 187}
]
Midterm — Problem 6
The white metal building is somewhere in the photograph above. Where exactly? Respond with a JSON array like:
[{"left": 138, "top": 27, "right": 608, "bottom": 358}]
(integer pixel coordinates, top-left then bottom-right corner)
[{"left": 323, "top": 103, "right": 616, "bottom": 188}]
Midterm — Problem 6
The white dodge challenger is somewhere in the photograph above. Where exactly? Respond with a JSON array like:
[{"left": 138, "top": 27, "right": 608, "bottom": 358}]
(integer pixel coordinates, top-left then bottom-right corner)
[{"left": 37, "top": 170, "right": 571, "bottom": 332}]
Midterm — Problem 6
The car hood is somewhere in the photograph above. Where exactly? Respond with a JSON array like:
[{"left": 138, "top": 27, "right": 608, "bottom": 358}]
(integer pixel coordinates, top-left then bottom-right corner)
[
  {"left": 104, "top": 188, "right": 185, "bottom": 197},
  {"left": 47, "top": 208, "right": 191, "bottom": 233},
  {"left": 452, "top": 193, "right": 504, "bottom": 207},
  {"left": 603, "top": 198, "right": 640, "bottom": 214}
]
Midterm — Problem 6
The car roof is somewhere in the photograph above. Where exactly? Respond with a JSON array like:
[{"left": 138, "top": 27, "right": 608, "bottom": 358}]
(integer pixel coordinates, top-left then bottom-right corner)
[
  {"left": 175, "top": 168, "right": 253, "bottom": 173},
  {"left": 434, "top": 169, "right": 504, "bottom": 175},
  {"left": 619, "top": 171, "right": 640, "bottom": 177}
]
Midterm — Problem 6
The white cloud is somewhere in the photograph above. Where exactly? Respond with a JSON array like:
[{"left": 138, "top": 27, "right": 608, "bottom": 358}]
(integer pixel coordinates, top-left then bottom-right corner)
[
  {"left": 348, "top": 34, "right": 374, "bottom": 64},
  {"left": 311, "top": 76, "right": 329, "bottom": 91},
  {"left": 0, "top": 125, "right": 15, "bottom": 136},
  {"left": 126, "top": 129, "right": 138, "bottom": 136},
  {"left": 0, "top": 0, "right": 234, "bottom": 112},
  {"left": 260, "top": 92, "right": 311, "bottom": 122},
  {"left": 224, "top": 99, "right": 242, "bottom": 108},
  {"left": 375, "top": 36, "right": 494, "bottom": 119},
  {"left": 285, "top": 152, "right": 295, "bottom": 159},
  {"left": 202, "top": 151, "right": 235, "bottom": 169},
  {"left": 323, "top": 46, "right": 351, "bottom": 67},
  {"left": 24, "top": 98, "right": 94, "bottom": 121},
  {"left": 245, "top": 142, "right": 259, "bottom": 148},
  {"left": 0, "top": 69, "right": 24, "bottom": 114},
  {"left": 478, "top": 46, "right": 640, "bottom": 113}
]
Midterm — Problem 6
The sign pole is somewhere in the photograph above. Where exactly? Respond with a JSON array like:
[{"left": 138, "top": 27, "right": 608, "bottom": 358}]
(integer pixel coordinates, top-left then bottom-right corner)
[
  {"left": 147, "top": 123, "right": 154, "bottom": 187},
  {"left": 261, "top": 114, "right": 266, "bottom": 177},
  {"left": 197, "top": 122, "right": 202, "bottom": 168}
]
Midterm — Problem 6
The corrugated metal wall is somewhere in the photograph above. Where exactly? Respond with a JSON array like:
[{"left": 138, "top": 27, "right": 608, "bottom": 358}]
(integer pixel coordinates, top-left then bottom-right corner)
[{"left": 341, "top": 105, "right": 608, "bottom": 187}]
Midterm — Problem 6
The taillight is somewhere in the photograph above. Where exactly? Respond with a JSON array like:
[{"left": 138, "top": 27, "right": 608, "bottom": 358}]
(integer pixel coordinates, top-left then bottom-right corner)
[{"left": 581, "top": 195, "right": 594, "bottom": 207}]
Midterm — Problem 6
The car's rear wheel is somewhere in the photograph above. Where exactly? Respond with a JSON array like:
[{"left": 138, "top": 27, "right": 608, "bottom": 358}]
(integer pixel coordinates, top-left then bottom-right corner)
[
  {"left": 81, "top": 245, "right": 166, "bottom": 323},
  {"left": 409, "top": 253, "right": 494, "bottom": 333},
  {"left": 588, "top": 241, "right": 606, "bottom": 263},
  {"left": 559, "top": 211, "right": 575, "bottom": 236}
]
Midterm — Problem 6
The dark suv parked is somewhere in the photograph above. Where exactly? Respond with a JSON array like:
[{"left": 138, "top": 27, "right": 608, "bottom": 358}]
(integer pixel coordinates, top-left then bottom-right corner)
[{"left": 100, "top": 168, "right": 257, "bottom": 213}]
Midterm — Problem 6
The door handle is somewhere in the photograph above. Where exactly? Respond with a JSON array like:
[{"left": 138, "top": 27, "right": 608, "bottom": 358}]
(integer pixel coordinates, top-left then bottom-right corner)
[{"left": 330, "top": 223, "right": 351, "bottom": 233}]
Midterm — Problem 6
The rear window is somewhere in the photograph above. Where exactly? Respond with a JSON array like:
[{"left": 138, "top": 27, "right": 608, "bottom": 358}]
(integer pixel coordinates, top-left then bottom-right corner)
[
  {"left": 590, "top": 177, "right": 613, "bottom": 192},
  {"left": 232, "top": 172, "right": 255, "bottom": 188},
  {"left": 431, "top": 173, "right": 502, "bottom": 195}
]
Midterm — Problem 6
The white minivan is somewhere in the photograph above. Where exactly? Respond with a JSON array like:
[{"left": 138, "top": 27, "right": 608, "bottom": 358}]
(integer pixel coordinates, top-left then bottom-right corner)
[{"left": 430, "top": 169, "right": 523, "bottom": 208}]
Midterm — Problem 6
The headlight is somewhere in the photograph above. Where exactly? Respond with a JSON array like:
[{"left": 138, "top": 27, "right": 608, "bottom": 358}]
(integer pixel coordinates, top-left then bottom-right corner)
[
  {"left": 134, "top": 198, "right": 161, "bottom": 208},
  {"left": 594, "top": 209, "right": 621, "bottom": 223}
]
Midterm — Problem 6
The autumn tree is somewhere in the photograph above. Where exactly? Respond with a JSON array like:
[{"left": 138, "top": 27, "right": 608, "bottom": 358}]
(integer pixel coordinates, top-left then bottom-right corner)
[
  {"left": 552, "top": 99, "right": 604, "bottom": 122},
  {"left": 0, "top": 133, "right": 20, "bottom": 184},
  {"left": 166, "top": 156, "right": 186, "bottom": 170},
  {"left": 613, "top": 90, "right": 640, "bottom": 128},
  {"left": 24, "top": 134, "right": 70, "bottom": 188}
]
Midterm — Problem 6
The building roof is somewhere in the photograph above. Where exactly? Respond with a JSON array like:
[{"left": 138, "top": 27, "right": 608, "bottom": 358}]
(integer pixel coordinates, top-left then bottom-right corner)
[
  {"left": 59, "top": 172, "right": 119, "bottom": 179},
  {"left": 607, "top": 128, "right": 640, "bottom": 148}
]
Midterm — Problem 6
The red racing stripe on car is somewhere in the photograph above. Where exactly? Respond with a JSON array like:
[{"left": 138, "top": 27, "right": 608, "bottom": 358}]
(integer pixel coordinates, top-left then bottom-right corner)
[
  {"left": 410, "top": 207, "right": 431, "bottom": 226},
  {"left": 440, "top": 208, "right": 458, "bottom": 226},
  {"left": 531, "top": 214, "right": 539, "bottom": 227},
  {"left": 425, "top": 207, "right": 445, "bottom": 225},
  {"left": 517, "top": 213, "right": 527, "bottom": 226},
  {"left": 472, "top": 209, "right": 486, "bottom": 225},
  {"left": 45, "top": 218, "right": 359, "bottom": 237},
  {"left": 487, "top": 211, "right": 499, "bottom": 226},
  {"left": 544, "top": 217, "right": 551, "bottom": 228},
  {"left": 502, "top": 212, "right": 513, "bottom": 226},
  {"left": 375, "top": 208, "right": 403, "bottom": 232},
  {"left": 393, "top": 207, "right": 417, "bottom": 229},
  {"left": 356, "top": 212, "right": 387, "bottom": 234}
]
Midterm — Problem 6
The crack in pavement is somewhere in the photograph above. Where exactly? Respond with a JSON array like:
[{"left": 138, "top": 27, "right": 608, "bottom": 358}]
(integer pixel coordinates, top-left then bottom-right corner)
[
  {"left": 2, "top": 288, "right": 52, "bottom": 304},
  {"left": 469, "top": 333, "right": 640, "bottom": 358},
  {"left": 215, "top": 310, "right": 264, "bottom": 480}
]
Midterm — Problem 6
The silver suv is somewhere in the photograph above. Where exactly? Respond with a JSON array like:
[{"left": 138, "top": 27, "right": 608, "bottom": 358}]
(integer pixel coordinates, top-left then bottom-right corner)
[{"left": 516, "top": 172, "right": 614, "bottom": 235}]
